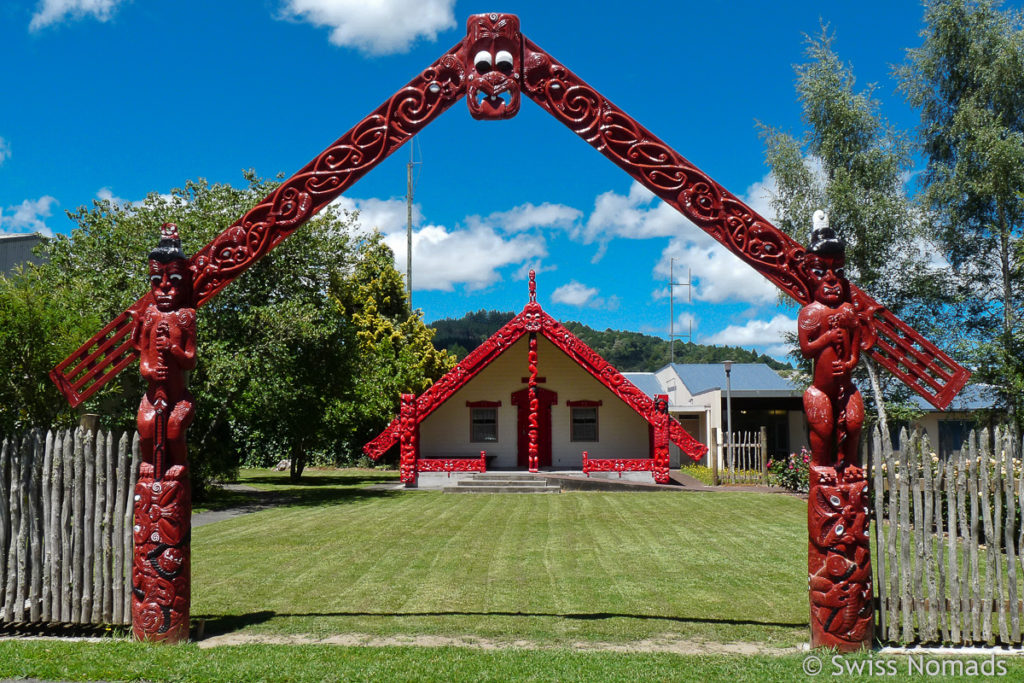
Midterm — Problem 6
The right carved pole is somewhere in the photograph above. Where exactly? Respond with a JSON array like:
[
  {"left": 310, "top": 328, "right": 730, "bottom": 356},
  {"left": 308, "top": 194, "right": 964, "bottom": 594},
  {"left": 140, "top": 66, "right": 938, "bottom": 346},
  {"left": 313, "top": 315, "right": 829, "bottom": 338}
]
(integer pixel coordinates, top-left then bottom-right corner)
[{"left": 798, "top": 212, "right": 875, "bottom": 651}]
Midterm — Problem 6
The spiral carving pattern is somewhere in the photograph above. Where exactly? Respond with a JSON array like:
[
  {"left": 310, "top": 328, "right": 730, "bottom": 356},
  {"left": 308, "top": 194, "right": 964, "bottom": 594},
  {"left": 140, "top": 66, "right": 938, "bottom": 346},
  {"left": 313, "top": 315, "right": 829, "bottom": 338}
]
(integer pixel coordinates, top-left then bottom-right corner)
[
  {"left": 189, "top": 46, "right": 466, "bottom": 306},
  {"left": 520, "top": 37, "right": 969, "bottom": 410}
]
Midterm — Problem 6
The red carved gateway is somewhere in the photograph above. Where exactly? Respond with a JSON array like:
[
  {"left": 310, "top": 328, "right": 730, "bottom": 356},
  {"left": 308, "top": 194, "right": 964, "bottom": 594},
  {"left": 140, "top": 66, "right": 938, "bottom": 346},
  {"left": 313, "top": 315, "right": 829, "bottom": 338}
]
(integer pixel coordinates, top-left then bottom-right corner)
[{"left": 47, "top": 12, "right": 968, "bottom": 647}]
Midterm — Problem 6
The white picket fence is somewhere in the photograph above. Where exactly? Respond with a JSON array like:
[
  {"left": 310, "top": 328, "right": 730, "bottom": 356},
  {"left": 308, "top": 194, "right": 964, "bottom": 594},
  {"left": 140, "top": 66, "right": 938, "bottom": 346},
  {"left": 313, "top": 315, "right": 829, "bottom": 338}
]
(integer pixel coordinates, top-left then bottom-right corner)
[{"left": 0, "top": 428, "right": 137, "bottom": 626}]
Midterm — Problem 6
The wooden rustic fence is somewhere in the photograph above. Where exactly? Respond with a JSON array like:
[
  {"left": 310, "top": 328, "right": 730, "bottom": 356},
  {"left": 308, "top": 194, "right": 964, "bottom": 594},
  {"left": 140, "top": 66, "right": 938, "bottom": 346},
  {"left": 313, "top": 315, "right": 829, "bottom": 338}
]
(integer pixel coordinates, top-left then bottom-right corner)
[
  {"left": 871, "top": 424, "right": 1024, "bottom": 645},
  {"left": 0, "top": 428, "right": 137, "bottom": 626},
  {"left": 714, "top": 427, "right": 768, "bottom": 485}
]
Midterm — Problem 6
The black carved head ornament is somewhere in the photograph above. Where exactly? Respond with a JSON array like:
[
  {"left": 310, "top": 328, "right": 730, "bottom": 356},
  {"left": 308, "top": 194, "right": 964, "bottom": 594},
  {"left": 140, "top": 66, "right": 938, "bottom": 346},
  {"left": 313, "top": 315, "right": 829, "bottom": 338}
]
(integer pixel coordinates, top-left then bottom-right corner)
[
  {"left": 808, "top": 210, "right": 844, "bottom": 256},
  {"left": 149, "top": 223, "right": 188, "bottom": 263}
]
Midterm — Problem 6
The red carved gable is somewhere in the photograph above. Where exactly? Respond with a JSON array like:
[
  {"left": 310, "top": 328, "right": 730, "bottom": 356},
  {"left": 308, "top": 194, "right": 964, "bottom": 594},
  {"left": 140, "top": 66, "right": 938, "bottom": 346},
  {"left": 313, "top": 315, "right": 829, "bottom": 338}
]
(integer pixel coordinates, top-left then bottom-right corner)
[{"left": 363, "top": 290, "right": 707, "bottom": 462}]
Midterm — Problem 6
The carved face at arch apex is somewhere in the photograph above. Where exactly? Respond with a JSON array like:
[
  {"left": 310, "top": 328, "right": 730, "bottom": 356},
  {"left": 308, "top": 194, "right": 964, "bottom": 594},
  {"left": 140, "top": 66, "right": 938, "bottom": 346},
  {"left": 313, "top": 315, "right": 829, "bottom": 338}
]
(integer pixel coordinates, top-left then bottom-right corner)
[{"left": 465, "top": 13, "right": 521, "bottom": 120}]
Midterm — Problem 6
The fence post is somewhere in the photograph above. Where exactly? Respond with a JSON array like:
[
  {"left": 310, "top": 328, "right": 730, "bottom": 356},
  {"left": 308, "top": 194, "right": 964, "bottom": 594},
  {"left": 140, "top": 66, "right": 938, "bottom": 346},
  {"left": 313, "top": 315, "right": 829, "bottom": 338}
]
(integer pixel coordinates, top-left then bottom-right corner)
[
  {"left": 710, "top": 427, "right": 719, "bottom": 486},
  {"left": 759, "top": 426, "right": 768, "bottom": 485}
]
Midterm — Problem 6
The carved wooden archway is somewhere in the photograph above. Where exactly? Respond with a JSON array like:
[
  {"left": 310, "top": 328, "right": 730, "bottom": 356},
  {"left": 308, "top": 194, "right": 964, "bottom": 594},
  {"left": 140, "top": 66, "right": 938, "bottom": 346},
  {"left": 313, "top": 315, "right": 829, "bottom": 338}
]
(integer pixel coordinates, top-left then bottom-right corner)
[{"left": 50, "top": 12, "right": 969, "bottom": 649}]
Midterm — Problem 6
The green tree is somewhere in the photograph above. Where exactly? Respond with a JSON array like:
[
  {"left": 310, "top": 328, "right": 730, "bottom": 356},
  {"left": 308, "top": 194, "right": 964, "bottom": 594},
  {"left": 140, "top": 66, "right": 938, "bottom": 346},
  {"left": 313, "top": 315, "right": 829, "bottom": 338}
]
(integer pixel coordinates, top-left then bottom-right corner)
[
  {"left": 898, "top": 0, "right": 1024, "bottom": 427},
  {"left": 760, "top": 28, "right": 947, "bottom": 430},
  {"left": 328, "top": 233, "right": 455, "bottom": 474},
  {"left": 1, "top": 173, "right": 451, "bottom": 490}
]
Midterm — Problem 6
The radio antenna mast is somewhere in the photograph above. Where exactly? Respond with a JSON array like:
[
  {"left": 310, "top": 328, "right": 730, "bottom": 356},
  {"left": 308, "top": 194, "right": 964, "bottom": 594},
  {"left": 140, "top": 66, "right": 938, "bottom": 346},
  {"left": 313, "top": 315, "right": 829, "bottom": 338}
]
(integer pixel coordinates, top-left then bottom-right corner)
[{"left": 669, "top": 258, "right": 693, "bottom": 364}]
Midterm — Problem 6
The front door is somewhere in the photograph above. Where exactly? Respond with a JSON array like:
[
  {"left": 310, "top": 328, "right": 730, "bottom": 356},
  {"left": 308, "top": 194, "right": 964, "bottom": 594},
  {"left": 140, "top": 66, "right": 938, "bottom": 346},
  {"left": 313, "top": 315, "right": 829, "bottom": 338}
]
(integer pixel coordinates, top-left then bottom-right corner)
[{"left": 511, "top": 387, "right": 557, "bottom": 468}]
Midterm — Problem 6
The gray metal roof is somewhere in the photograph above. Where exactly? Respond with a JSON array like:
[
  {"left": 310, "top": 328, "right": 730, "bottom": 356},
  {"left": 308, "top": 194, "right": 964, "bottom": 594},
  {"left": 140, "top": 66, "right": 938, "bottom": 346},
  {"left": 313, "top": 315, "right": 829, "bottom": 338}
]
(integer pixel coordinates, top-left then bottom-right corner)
[
  {"left": 908, "top": 383, "right": 999, "bottom": 412},
  {"left": 667, "top": 363, "right": 801, "bottom": 396},
  {"left": 0, "top": 233, "right": 47, "bottom": 275},
  {"left": 621, "top": 372, "right": 666, "bottom": 399}
]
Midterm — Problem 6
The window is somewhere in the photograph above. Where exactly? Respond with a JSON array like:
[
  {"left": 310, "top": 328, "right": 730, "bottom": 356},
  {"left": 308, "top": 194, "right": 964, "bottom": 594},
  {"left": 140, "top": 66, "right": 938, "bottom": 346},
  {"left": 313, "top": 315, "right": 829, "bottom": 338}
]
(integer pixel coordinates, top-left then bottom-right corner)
[
  {"left": 938, "top": 419, "right": 972, "bottom": 459},
  {"left": 571, "top": 406, "right": 599, "bottom": 442},
  {"left": 470, "top": 407, "right": 498, "bottom": 442}
]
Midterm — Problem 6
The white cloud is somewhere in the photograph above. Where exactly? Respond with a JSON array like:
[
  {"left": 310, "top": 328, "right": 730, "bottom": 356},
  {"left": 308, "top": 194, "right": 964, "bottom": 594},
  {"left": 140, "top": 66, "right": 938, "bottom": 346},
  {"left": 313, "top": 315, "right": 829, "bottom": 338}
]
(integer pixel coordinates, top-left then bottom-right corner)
[
  {"left": 654, "top": 236, "right": 778, "bottom": 306},
  {"left": 0, "top": 138, "right": 10, "bottom": 166},
  {"left": 551, "top": 281, "right": 598, "bottom": 306},
  {"left": 279, "top": 0, "right": 456, "bottom": 54},
  {"left": 646, "top": 175, "right": 788, "bottom": 306},
  {"left": 0, "top": 196, "right": 58, "bottom": 237},
  {"left": 335, "top": 195, "right": 548, "bottom": 291},
  {"left": 96, "top": 187, "right": 126, "bottom": 204},
  {"left": 29, "top": 0, "right": 125, "bottom": 31},
  {"left": 487, "top": 202, "right": 582, "bottom": 233},
  {"left": 550, "top": 281, "right": 619, "bottom": 310},
  {"left": 702, "top": 314, "right": 796, "bottom": 358},
  {"left": 741, "top": 171, "right": 779, "bottom": 224},
  {"left": 584, "top": 181, "right": 694, "bottom": 245},
  {"left": 384, "top": 224, "right": 546, "bottom": 291}
]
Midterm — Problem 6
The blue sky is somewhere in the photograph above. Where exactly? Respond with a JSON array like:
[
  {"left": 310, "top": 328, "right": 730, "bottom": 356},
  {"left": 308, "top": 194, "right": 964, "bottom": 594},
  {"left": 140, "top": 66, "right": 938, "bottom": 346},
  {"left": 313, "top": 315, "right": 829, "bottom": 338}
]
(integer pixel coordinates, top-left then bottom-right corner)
[{"left": 2, "top": 0, "right": 1011, "bottom": 360}]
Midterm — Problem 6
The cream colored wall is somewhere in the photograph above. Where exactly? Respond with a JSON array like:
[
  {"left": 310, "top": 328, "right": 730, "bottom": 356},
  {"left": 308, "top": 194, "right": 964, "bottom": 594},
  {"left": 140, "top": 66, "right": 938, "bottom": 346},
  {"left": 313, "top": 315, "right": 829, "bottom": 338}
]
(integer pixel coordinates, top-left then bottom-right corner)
[
  {"left": 418, "top": 336, "right": 528, "bottom": 468},
  {"left": 418, "top": 335, "right": 651, "bottom": 468}
]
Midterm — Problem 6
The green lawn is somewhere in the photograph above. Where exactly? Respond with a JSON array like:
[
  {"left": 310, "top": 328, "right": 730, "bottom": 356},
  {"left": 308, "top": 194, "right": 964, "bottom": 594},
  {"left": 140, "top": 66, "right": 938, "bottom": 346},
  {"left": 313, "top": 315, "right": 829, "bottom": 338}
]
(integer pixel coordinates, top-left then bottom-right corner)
[
  {"left": 4, "top": 640, "right": 1024, "bottom": 682},
  {"left": 191, "top": 469, "right": 808, "bottom": 646},
  {"left": 17, "top": 467, "right": 1014, "bottom": 681}
]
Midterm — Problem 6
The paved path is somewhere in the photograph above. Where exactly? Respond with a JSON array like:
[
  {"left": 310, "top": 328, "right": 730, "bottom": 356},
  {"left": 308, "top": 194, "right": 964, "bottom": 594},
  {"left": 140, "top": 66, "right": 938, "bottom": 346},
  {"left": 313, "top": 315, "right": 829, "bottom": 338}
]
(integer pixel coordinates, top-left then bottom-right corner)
[{"left": 191, "top": 484, "right": 283, "bottom": 528}]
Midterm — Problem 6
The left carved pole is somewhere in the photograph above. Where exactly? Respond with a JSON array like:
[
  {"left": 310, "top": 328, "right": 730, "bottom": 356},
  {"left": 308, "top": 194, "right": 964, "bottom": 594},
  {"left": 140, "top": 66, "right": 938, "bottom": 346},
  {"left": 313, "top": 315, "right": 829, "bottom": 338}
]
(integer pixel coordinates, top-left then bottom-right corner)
[{"left": 130, "top": 224, "right": 196, "bottom": 642}]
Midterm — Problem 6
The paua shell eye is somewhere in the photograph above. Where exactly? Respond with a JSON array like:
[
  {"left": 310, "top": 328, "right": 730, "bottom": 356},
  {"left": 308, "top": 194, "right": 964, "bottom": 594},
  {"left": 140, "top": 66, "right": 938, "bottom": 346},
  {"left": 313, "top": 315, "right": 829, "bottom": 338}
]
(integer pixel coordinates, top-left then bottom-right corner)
[
  {"left": 474, "top": 50, "right": 493, "bottom": 73},
  {"left": 495, "top": 50, "right": 513, "bottom": 73}
]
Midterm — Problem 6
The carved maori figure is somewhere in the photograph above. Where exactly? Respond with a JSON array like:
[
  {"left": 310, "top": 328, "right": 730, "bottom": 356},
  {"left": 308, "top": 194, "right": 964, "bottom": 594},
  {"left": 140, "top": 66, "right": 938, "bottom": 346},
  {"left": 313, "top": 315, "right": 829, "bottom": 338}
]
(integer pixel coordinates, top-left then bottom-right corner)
[
  {"left": 129, "top": 223, "right": 196, "bottom": 643},
  {"left": 465, "top": 13, "right": 521, "bottom": 120},
  {"left": 798, "top": 212, "right": 874, "bottom": 651}
]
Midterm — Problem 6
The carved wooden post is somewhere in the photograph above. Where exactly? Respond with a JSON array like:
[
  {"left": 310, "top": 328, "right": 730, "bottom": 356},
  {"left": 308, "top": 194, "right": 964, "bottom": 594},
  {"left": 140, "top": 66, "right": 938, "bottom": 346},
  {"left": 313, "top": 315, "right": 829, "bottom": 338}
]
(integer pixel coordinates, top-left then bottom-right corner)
[
  {"left": 527, "top": 333, "right": 539, "bottom": 473},
  {"left": 799, "top": 213, "right": 874, "bottom": 652},
  {"left": 399, "top": 394, "right": 418, "bottom": 486},
  {"left": 652, "top": 395, "right": 670, "bottom": 484},
  {"left": 130, "top": 224, "right": 195, "bottom": 643}
]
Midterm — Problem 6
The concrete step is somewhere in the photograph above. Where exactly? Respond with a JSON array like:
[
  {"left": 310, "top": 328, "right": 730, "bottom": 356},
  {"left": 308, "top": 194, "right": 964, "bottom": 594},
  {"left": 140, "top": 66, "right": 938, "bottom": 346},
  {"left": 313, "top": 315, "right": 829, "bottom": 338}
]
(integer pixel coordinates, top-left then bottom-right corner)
[
  {"left": 455, "top": 479, "right": 557, "bottom": 487},
  {"left": 443, "top": 484, "right": 560, "bottom": 494},
  {"left": 467, "top": 472, "right": 541, "bottom": 481}
]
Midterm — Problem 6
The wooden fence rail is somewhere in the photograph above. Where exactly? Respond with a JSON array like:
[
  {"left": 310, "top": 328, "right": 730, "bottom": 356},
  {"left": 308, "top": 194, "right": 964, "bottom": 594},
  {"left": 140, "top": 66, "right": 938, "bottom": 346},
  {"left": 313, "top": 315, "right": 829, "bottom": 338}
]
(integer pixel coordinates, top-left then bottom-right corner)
[
  {"left": 871, "top": 424, "right": 1024, "bottom": 645},
  {"left": 0, "top": 427, "right": 137, "bottom": 626},
  {"left": 722, "top": 427, "right": 768, "bottom": 485}
]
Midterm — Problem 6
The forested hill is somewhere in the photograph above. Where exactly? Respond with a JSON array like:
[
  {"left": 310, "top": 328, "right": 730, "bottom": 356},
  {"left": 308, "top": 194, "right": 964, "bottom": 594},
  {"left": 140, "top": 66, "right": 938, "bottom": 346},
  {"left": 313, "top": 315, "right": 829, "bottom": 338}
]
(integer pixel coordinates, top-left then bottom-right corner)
[{"left": 428, "top": 310, "right": 791, "bottom": 373}]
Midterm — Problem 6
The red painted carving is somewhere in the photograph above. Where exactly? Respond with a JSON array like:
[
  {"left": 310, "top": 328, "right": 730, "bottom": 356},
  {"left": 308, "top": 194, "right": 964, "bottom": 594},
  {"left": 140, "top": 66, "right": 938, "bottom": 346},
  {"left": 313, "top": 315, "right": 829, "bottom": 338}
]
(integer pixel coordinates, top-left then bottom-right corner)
[
  {"left": 417, "top": 451, "right": 487, "bottom": 476},
  {"left": 808, "top": 465, "right": 873, "bottom": 650},
  {"left": 399, "top": 394, "right": 418, "bottom": 486},
  {"left": 651, "top": 395, "right": 670, "bottom": 484},
  {"left": 519, "top": 38, "right": 969, "bottom": 411},
  {"left": 50, "top": 39, "right": 470, "bottom": 408},
  {"left": 527, "top": 331, "right": 539, "bottom": 472},
  {"left": 798, "top": 217, "right": 873, "bottom": 651},
  {"left": 130, "top": 224, "right": 194, "bottom": 643},
  {"left": 365, "top": 274, "right": 706, "bottom": 465},
  {"left": 582, "top": 451, "right": 655, "bottom": 478},
  {"left": 465, "top": 13, "right": 521, "bottom": 120}
]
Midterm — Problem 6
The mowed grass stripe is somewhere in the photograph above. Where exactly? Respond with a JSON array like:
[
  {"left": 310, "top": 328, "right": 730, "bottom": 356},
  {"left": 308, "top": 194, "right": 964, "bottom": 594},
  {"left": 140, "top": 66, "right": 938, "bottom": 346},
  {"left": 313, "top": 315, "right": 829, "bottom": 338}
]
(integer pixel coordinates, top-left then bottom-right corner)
[{"left": 191, "top": 479, "right": 809, "bottom": 645}]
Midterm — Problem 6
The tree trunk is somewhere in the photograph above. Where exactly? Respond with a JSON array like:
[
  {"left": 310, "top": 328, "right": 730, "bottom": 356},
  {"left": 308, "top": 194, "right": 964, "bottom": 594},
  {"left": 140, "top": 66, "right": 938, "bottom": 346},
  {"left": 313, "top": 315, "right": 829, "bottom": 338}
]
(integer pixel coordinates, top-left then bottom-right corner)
[
  {"left": 289, "top": 439, "right": 306, "bottom": 482},
  {"left": 863, "top": 354, "right": 889, "bottom": 442}
]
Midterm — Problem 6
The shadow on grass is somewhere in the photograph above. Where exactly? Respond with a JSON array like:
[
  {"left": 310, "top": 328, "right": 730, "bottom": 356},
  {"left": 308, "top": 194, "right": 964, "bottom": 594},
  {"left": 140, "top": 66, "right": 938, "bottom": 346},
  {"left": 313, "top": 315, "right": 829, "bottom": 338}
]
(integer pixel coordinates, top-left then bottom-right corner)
[
  {"left": 242, "top": 473, "right": 398, "bottom": 488},
  {"left": 196, "top": 485, "right": 400, "bottom": 513},
  {"left": 194, "top": 610, "right": 804, "bottom": 638}
]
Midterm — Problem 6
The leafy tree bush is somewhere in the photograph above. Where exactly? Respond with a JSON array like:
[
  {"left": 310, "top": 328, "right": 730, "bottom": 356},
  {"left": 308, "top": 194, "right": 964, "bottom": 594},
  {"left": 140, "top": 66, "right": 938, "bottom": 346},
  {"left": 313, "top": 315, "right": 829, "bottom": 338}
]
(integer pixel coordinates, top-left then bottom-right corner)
[{"left": 0, "top": 173, "right": 453, "bottom": 492}]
